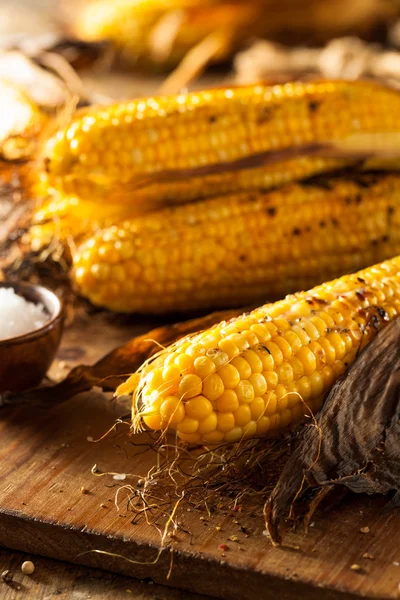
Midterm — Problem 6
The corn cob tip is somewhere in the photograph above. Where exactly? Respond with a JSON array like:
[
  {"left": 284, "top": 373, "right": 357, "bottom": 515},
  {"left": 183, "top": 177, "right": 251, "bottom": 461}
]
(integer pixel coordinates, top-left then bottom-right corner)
[{"left": 121, "top": 255, "right": 400, "bottom": 446}]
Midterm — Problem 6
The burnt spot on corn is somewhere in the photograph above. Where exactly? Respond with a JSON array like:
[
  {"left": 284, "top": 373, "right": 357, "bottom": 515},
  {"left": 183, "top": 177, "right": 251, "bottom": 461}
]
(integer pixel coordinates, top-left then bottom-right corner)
[
  {"left": 292, "top": 227, "right": 301, "bottom": 236},
  {"left": 267, "top": 207, "right": 277, "bottom": 216},
  {"left": 319, "top": 221, "right": 326, "bottom": 228},
  {"left": 239, "top": 254, "right": 247, "bottom": 262},
  {"left": 257, "top": 106, "right": 276, "bottom": 124},
  {"left": 331, "top": 218, "right": 339, "bottom": 227},
  {"left": 208, "top": 115, "right": 217, "bottom": 124},
  {"left": 308, "top": 100, "right": 320, "bottom": 112}
]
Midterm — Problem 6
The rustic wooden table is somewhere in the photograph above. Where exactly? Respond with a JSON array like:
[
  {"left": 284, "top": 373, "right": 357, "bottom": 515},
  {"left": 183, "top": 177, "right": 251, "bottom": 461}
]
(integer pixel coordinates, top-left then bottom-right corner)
[
  {"left": 0, "top": 549, "right": 213, "bottom": 600},
  {"left": 2, "top": 2, "right": 400, "bottom": 599}
]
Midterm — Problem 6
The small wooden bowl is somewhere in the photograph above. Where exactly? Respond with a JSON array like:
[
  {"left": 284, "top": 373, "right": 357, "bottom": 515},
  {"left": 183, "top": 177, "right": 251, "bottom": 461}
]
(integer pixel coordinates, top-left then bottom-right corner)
[{"left": 0, "top": 282, "right": 64, "bottom": 393}]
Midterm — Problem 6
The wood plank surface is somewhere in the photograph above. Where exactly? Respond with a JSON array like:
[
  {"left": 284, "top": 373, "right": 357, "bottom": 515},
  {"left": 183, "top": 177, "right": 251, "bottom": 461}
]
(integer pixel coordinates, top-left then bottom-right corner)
[
  {"left": 1, "top": 315, "right": 400, "bottom": 600},
  {"left": 0, "top": 548, "right": 214, "bottom": 600}
]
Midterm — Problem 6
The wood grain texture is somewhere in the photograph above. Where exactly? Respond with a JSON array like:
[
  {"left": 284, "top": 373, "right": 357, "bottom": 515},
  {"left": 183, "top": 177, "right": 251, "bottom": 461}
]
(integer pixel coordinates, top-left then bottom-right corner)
[
  {"left": 1, "top": 316, "right": 400, "bottom": 600},
  {"left": 0, "top": 549, "right": 213, "bottom": 600}
]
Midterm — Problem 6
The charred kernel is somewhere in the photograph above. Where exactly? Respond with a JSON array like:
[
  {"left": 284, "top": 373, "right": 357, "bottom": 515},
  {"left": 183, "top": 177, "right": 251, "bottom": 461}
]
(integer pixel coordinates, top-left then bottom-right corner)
[
  {"left": 217, "top": 389, "right": 239, "bottom": 412},
  {"left": 236, "top": 380, "right": 255, "bottom": 404},
  {"left": 202, "top": 373, "right": 224, "bottom": 401},
  {"left": 230, "top": 356, "right": 252, "bottom": 379},
  {"left": 257, "top": 347, "right": 274, "bottom": 370},
  {"left": 185, "top": 395, "right": 213, "bottom": 420},
  {"left": 160, "top": 397, "right": 185, "bottom": 424},
  {"left": 264, "top": 342, "right": 283, "bottom": 366},
  {"left": 178, "top": 374, "right": 203, "bottom": 399},
  {"left": 218, "top": 364, "right": 241, "bottom": 389},
  {"left": 193, "top": 356, "right": 216, "bottom": 378}
]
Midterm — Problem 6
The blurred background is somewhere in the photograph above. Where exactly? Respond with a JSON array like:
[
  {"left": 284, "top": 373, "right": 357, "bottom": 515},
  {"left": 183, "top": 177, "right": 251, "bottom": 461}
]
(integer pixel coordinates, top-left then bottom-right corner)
[{"left": 1, "top": 0, "right": 400, "bottom": 99}]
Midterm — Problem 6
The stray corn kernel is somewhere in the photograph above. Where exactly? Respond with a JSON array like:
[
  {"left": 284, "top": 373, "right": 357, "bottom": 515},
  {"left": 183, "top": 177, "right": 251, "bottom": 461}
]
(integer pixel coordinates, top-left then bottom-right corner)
[{"left": 21, "top": 561, "right": 35, "bottom": 575}]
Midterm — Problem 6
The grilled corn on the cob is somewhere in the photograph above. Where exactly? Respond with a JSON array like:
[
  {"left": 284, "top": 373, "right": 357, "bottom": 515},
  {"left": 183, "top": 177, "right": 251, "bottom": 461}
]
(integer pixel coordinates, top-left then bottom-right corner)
[
  {"left": 40, "top": 81, "right": 400, "bottom": 204},
  {"left": 72, "top": 173, "right": 400, "bottom": 314},
  {"left": 117, "top": 255, "right": 400, "bottom": 444},
  {"left": 74, "top": 0, "right": 398, "bottom": 70}
]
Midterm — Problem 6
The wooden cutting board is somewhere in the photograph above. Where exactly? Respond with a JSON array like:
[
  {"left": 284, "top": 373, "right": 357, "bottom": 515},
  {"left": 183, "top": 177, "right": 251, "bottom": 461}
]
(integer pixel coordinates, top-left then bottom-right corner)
[{"left": 1, "top": 313, "right": 400, "bottom": 600}]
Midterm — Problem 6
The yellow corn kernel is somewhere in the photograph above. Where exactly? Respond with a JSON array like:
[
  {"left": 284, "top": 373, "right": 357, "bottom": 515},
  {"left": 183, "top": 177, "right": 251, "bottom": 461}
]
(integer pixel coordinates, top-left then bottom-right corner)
[
  {"left": 72, "top": 173, "right": 400, "bottom": 314},
  {"left": 217, "top": 412, "right": 235, "bottom": 433},
  {"left": 197, "top": 412, "right": 218, "bottom": 434},
  {"left": 159, "top": 397, "right": 185, "bottom": 425},
  {"left": 216, "top": 390, "right": 239, "bottom": 412},
  {"left": 185, "top": 396, "right": 213, "bottom": 420},
  {"left": 177, "top": 417, "right": 199, "bottom": 434},
  {"left": 248, "top": 373, "right": 267, "bottom": 396},
  {"left": 236, "top": 381, "right": 255, "bottom": 404},
  {"left": 128, "top": 255, "right": 400, "bottom": 444},
  {"left": 178, "top": 374, "right": 202, "bottom": 399},
  {"left": 218, "top": 364, "right": 240, "bottom": 389},
  {"left": 230, "top": 356, "right": 252, "bottom": 379},
  {"left": 193, "top": 356, "right": 216, "bottom": 378},
  {"left": 202, "top": 373, "right": 224, "bottom": 402}
]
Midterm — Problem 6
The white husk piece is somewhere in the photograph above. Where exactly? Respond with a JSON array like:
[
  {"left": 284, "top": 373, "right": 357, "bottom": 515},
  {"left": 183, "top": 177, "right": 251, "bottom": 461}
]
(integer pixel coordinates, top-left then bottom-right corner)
[{"left": 0, "top": 287, "right": 49, "bottom": 340}]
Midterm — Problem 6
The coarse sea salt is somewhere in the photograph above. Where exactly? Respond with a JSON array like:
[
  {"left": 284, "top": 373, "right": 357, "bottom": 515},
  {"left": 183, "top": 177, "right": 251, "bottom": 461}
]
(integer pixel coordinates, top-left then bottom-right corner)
[{"left": 0, "top": 288, "right": 49, "bottom": 340}]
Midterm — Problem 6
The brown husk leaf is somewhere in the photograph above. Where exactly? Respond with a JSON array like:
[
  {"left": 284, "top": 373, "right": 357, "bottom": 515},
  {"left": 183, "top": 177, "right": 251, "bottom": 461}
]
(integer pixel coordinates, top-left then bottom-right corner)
[{"left": 265, "top": 318, "right": 400, "bottom": 545}]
